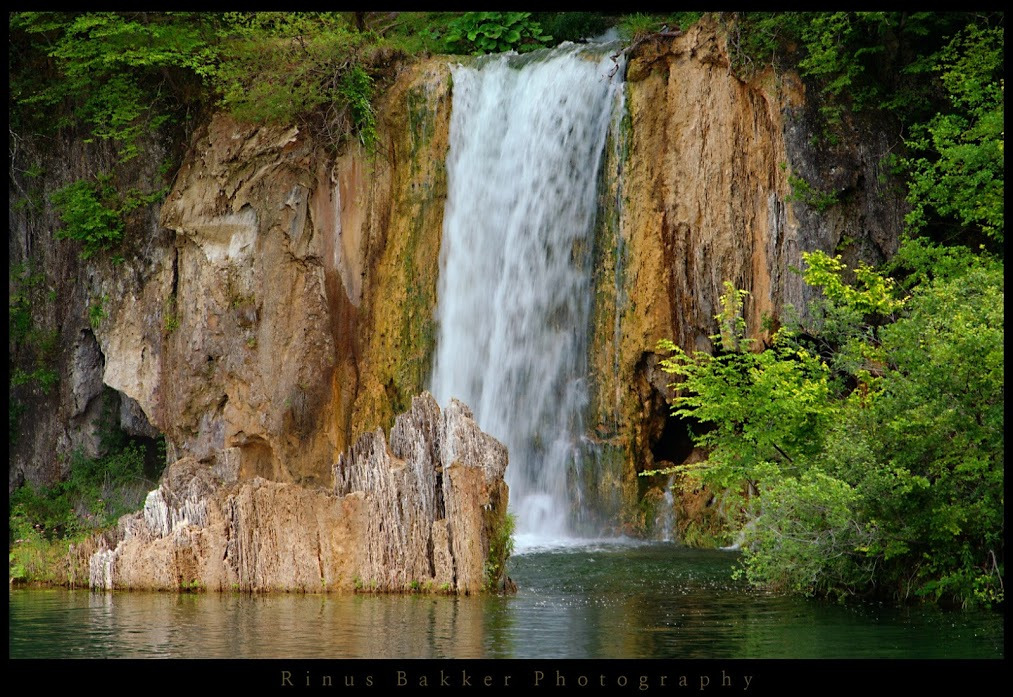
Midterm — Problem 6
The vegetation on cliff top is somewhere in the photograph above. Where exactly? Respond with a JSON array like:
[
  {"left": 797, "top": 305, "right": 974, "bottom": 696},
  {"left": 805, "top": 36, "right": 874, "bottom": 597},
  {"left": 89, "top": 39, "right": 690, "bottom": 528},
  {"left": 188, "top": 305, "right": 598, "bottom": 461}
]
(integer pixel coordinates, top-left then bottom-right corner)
[
  {"left": 654, "top": 12, "right": 1003, "bottom": 607},
  {"left": 8, "top": 12, "right": 628, "bottom": 166},
  {"left": 9, "top": 12, "right": 644, "bottom": 264}
]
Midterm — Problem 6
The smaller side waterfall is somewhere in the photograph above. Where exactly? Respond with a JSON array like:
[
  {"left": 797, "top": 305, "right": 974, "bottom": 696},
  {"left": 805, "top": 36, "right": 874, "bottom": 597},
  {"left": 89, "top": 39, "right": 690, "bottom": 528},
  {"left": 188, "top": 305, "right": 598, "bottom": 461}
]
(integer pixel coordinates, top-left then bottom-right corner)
[{"left": 657, "top": 475, "right": 677, "bottom": 543}]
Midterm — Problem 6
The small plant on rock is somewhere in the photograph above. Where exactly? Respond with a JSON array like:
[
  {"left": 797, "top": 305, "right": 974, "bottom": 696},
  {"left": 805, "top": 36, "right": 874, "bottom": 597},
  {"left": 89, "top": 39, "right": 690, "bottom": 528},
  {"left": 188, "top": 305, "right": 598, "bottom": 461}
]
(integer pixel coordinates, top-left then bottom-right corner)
[{"left": 444, "top": 12, "right": 552, "bottom": 55}]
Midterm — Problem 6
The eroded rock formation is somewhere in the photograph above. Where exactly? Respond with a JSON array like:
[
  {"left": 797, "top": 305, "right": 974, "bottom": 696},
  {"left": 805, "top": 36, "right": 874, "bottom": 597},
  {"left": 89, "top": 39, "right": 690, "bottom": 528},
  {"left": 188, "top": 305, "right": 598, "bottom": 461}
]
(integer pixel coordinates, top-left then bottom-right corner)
[{"left": 89, "top": 392, "right": 510, "bottom": 593}]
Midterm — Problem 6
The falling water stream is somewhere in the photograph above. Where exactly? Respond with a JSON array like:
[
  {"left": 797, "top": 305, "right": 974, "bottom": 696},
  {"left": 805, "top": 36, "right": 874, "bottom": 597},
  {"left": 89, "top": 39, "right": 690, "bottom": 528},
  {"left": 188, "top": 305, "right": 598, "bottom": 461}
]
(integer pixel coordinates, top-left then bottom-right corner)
[{"left": 430, "top": 42, "right": 624, "bottom": 544}]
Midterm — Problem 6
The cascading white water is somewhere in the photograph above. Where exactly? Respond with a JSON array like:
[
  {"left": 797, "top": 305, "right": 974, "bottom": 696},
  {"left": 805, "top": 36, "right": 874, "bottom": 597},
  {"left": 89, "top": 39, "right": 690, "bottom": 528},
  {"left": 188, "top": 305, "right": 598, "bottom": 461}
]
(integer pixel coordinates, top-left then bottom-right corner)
[{"left": 431, "top": 43, "right": 624, "bottom": 543}]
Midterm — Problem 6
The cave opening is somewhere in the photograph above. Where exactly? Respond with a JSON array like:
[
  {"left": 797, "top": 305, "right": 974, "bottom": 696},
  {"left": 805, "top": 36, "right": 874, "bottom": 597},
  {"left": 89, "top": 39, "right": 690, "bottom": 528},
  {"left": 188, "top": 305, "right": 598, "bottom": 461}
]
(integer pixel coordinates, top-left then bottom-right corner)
[
  {"left": 101, "top": 387, "right": 168, "bottom": 482},
  {"left": 136, "top": 435, "right": 166, "bottom": 481},
  {"left": 650, "top": 413, "right": 696, "bottom": 467}
]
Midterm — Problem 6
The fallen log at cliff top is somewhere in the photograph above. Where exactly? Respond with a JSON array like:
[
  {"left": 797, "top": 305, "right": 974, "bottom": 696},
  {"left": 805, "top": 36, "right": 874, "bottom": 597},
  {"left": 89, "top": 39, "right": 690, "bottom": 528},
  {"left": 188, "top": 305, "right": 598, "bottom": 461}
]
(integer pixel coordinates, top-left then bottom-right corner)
[{"left": 87, "top": 392, "right": 512, "bottom": 594}]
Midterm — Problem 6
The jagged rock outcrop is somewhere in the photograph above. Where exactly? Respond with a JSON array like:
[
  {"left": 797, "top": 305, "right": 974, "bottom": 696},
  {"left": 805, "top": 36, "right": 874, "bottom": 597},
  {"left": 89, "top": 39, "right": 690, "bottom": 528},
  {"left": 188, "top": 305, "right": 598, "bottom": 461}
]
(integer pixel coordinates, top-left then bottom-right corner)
[{"left": 88, "top": 393, "right": 510, "bottom": 593}]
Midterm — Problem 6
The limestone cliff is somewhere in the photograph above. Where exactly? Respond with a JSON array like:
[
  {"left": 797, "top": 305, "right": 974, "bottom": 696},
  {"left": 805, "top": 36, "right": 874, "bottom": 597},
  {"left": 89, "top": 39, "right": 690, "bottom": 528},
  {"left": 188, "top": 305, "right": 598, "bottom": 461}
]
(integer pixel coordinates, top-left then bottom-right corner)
[
  {"left": 89, "top": 393, "right": 510, "bottom": 593},
  {"left": 88, "top": 60, "right": 452, "bottom": 489},
  {"left": 9, "top": 133, "right": 172, "bottom": 493},
  {"left": 584, "top": 18, "right": 904, "bottom": 537}
]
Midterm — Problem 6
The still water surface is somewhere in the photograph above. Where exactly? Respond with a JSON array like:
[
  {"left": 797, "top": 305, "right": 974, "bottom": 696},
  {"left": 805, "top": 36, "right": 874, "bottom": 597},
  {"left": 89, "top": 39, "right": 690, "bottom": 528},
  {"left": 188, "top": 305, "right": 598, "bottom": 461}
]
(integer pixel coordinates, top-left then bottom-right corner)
[{"left": 9, "top": 542, "right": 1002, "bottom": 658}]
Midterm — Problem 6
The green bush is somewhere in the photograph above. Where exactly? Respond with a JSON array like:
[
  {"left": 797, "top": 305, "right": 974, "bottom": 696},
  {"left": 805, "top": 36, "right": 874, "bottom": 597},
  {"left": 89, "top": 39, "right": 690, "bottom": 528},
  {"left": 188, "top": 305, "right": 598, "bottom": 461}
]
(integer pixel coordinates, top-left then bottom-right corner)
[
  {"left": 785, "top": 173, "right": 840, "bottom": 213},
  {"left": 11, "top": 12, "right": 217, "bottom": 161},
  {"left": 739, "top": 471, "right": 878, "bottom": 599},
  {"left": 904, "top": 24, "right": 1004, "bottom": 242},
  {"left": 444, "top": 12, "right": 552, "bottom": 55},
  {"left": 654, "top": 249, "right": 1004, "bottom": 607},
  {"left": 50, "top": 175, "right": 165, "bottom": 259},
  {"left": 618, "top": 14, "right": 664, "bottom": 42},
  {"left": 534, "top": 13, "right": 612, "bottom": 43},
  {"left": 8, "top": 389, "right": 158, "bottom": 554},
  {"left": 338, "top": 63, "right": 378, "bottom": 153},
  {"left": 50, "top": 176, "right": 124, "bottom": 259}
]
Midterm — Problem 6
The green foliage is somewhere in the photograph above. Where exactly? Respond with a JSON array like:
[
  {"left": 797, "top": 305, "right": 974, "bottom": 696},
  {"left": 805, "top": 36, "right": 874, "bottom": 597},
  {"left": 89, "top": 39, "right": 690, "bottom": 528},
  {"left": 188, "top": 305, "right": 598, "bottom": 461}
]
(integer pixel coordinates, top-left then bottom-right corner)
[
  {"left": 723, "top": 12, "right": 996, "bottom": 147},
  {"left": 180, "top": 578, "right": 205, "bottom": 592},
  {"left": 655, "top": 247, "right": 1004, "bottom": 607},
  {"left": 785, "top": 173, "right": 840, "bottom": 213},
  {"left": 50, "top": 176, "right": 124, "bottom": 259},
  {"left": 338, "top": 63, "right": 378, "bottom": 153},
  {"left": 657, "top": 283, "right": 840, "bottom": 492},
  {"left": 8, "top": 523, "right": 81, "bottom": 586},
  {"left": 793, "top": 12, "right": 888, "bottom": 126},
  {"left": 617, "top": 11, "right": 703, "bottom": 42},
  {"left": 9, "top": 262, "right": 61, "bottom": 407},
  {"left": 9, "top": 441, "right": 149, "bottom": 543},
  {"left": 737, "top": 471, "right": 878, "bottom": 598},
  {"left": 885, "top": 235, "right": 992, "bottom": 289},
  {"left": 903, "top": 24, "right": 1004, "bottom": 242},
  {"left": 801, "top": 251, "right": 905, "bottom": 318},
  {"left": 534, "top": 13, "right": 613, "bottom": 44},
  {"left": 210, "top": 13, "right": 385, "bottom": 151},
  {"left": 618, "top": 14, "right": 663, "bottom": 42},
  {"left": 444, "top": 12, "right": 553, "bottom": 55},
  {"left": 11, "top": 367, "right": 60, "bottom": 394},
  {"left": 11, "top": 12, "right": 218, "bottom": 161},
  {"left": 862, "top": 262, "right": 1003, "bottom": 604},
  {"left": 11, "top": 12, "right": 393, "bottom": 168},
  {"left": 88, "top": 295, "right": 108, "bottom": 330},
  {"left": 8, "top": 262, "right": 48, "bottom": 345},
  {"left": 163, "top": 293, "right": 179, "bottom": 334},
  {"left": 8, "top": 389, "right": 159, "bottom": 583},
  {"left": 49, "top": 174, "right": 164, "bottom": 259},
  {"left": 369, "top": 13, "right": 452, "bottom": 55},
  {"left": 214, "top": 14, "right": 356, "bottom": 121}
]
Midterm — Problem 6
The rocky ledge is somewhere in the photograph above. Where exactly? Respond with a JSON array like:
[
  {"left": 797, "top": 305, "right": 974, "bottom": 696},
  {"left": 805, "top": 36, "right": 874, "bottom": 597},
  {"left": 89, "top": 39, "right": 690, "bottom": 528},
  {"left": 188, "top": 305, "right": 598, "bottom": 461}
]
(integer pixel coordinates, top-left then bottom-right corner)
[{"left": 89, "top": 393, "right": 510, "bottom": 593}]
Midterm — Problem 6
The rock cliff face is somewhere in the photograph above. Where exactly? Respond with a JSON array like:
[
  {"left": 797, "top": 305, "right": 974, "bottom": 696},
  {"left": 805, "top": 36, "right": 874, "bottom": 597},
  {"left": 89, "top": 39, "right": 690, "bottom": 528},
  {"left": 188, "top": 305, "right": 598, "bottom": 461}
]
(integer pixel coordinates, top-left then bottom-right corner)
[
  {"left": 9, "top": 133, "right": 172, "bottom": 492},
  {"left": 584, "top": 18, "right": 903, "bottom": 536},
  {"left": 88, "top": 59, "right": 452, "bottom": 489},
  {"left": 89, "top": 393, "right": 510, "bottom": 593}
]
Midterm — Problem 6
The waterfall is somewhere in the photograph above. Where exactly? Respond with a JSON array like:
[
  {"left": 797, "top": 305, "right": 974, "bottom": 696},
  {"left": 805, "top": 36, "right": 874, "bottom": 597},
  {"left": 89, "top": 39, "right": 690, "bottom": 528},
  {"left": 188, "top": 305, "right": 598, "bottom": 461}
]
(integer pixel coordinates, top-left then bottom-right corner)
[
  {"left": 431, "top": 43, "right": 624, "bottom": 543},
  {"left": 658, "top": 475, "right": 677, "bottom": 543}
]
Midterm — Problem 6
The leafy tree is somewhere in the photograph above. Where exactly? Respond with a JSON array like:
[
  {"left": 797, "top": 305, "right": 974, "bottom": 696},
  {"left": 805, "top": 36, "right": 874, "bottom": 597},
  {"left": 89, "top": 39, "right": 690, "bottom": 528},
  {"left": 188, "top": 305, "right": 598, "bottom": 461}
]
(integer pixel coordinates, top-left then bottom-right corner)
[
  {"left": 904, "top": 23, "right": 1004, "bottom": 243},
  {"left": 10, "top": 12, "right": 218, "bottom": 161},
  {"left": 657, "top": 282, "right": 840, "bottom": 494},
  {"left": 656, "top": 251, "right": 1003, "bottom": 606}
]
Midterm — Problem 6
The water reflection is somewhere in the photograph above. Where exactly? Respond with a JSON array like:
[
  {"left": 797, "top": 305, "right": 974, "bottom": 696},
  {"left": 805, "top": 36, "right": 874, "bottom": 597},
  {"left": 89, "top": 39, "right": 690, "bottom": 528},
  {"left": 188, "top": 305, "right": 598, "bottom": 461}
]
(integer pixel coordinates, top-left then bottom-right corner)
[{"left": 9, "top": 544, "right": 1003, "bottom": 659}]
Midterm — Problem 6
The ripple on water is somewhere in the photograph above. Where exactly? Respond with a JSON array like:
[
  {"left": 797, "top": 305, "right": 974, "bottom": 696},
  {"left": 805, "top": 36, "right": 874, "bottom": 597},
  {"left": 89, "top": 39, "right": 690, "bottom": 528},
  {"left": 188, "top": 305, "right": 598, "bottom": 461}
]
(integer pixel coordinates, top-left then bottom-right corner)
[{"left": 9, "top": 544, "right": 1004, "bottom": 659}]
